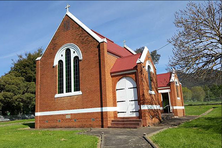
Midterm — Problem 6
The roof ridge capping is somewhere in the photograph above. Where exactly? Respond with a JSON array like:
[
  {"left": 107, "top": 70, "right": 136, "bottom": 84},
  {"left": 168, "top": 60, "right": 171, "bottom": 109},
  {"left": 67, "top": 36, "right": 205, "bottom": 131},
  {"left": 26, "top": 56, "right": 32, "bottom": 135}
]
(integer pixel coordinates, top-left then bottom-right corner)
[
  {"left": 124, "top": 45, "right": 136, "bottom": 55},
  {"left": 136, "top": 46, "right": 149, "bottom": 63},
  {"left": 66, "top": 11, "right": 107, "bottom": 43}
]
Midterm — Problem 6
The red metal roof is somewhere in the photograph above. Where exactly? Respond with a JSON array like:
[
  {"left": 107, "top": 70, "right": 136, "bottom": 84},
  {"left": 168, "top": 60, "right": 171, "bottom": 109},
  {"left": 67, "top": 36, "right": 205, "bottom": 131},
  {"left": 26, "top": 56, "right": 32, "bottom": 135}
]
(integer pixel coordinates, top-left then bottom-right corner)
[
  {"left": 157, "top": 72, "right": 172, "bottom": 88},
  {"left": 110, "top": 54, "right": 141, "bottom": 74},
  {"left": 92, "top": 30, "right": 133, "bottom": 57}
]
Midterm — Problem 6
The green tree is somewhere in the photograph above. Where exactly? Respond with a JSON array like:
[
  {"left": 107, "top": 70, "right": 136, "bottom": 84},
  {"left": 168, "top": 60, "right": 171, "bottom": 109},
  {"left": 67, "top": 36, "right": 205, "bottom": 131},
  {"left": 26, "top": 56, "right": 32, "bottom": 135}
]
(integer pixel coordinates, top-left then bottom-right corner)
[
  {"left": 0, "top": 48, "right": 42, "bottom": 115},
  {"left": 191, "top": 86, "right": 206, "bottom": 102},
  {"left": 10, "top": 48, "right": 43, "bottom": 82},
  {"left": 0, "top": 74, "right": 35, "bottom": 115},
  {"left": 202, "top": 85, "right": 215, "bottom": 101},
  {"left": 135, "top": 47, "right": 161, "bottom": 64},
  {"left": 209, "top": 84, "right": 222, "bottom": 101},
  {"left": 182, "top": 87, "right": 192, "bottom": 102}
]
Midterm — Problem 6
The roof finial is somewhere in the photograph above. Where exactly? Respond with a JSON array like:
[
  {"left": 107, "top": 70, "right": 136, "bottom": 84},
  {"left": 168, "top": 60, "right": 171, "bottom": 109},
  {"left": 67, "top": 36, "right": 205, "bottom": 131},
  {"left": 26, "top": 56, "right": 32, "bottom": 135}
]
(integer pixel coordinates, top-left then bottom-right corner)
[
  {"left": 65, "top": 4, "right": 70, "bottom": 13},
  {"left": 123, "top": 40, "right": 126, "bottom": 46}
]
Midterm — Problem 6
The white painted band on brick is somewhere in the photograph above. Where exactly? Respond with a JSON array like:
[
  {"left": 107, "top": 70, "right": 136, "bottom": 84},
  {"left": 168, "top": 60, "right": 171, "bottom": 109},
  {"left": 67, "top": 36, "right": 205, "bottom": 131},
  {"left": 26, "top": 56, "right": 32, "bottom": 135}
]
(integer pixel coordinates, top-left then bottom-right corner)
[
  {"left": 158, "top": 87, "right": 170, "bottom": 89},
  {"left": 158, "top": 89, "right": 170, "bottom": 93},
  {"left": 173, "top": 106, "right": 184, "bottom": 109},
  {"left": 35, "top": 107, "right": 117, "bottom": 116},
  {"left": 141, "top": 105, "right": 160, "bottom": 110},
  {"left": 149, "top": 90, "right": 155, "bottom": 95},
  {"left": 159, "top": 106, "right": 184, "bottom": 110}
]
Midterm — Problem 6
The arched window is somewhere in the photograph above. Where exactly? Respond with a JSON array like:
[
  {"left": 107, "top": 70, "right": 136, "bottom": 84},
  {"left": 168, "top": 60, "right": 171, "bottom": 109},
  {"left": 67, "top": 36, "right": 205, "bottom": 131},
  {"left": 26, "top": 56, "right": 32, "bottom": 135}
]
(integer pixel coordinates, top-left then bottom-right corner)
[
  {"left": 54, "top": 43, "right": 83, "bottom": 98},
  {"left": 74, "top": 57, "right": 80, "bottom": 91},
  {"left": 65, "top": 49, "right": 72, "bottom": 93},
  {"left": 148, "top": 65, "right": 152, "bottom": 91},
  {"left": 58, "top": 60, "right": 64, "bottom": 94},
  {"left": 146, "top": 60, "right": 155, "bottom": 95},
  {"left": 176, "top": 81, "right": 179, "bottom": 98}
]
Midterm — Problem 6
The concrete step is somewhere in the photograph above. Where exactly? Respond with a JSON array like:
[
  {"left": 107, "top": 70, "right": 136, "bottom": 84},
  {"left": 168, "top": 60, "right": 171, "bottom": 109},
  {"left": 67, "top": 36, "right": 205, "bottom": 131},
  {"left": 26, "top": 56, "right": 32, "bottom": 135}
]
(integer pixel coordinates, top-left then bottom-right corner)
[
  {"left": 111, "top": 122, "right": 141, "bottom": 126},
  {"left": 109, "top": 119, "right": 142, "bottom": 128},
  {"left": 108, "top": 125, "right": 139, "bottom": 128},
  {"left": 161, "top": 113, "right": 174, "bottom": 121},
  {"left": 112, "top": 119, "right": 142, "bottom": 123}
]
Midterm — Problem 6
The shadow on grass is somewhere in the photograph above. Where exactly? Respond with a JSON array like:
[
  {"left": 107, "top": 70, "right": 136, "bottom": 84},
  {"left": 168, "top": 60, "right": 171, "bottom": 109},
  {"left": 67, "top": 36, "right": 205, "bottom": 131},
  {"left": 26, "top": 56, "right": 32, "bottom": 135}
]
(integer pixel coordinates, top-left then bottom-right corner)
[{"left": 23, "top": 123, "right": 35, "bottom": 128}]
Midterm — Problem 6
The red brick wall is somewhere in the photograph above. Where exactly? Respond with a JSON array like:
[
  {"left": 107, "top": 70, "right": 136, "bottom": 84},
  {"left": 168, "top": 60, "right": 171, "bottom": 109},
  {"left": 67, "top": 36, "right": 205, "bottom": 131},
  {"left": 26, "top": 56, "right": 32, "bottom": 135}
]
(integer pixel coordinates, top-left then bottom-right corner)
[
  {"left": 36, "top": 14, "right": 163, "bottom": 128},
  {"left": 136, "top": 51, "right": 161, "bottom": 126},
  {"left": 157, "top": 73, "right": 185, "bottom": 117},
  {"left": 169, "top": 74, "right": 185, "bottom": 116},
  {"left": 36, "top": 15, "right": 108, "bottom": 128}
]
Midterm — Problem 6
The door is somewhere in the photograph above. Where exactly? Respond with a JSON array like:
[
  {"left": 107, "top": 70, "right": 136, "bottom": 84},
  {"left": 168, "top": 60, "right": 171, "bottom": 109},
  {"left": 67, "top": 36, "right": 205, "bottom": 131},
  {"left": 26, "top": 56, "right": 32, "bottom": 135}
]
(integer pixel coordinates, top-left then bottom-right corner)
[
  {"left": 162, "top": 93, "right": 170, "bottom": 113},
  {"left": 116, "top": 77, "right": 139, "bottom": 117}
]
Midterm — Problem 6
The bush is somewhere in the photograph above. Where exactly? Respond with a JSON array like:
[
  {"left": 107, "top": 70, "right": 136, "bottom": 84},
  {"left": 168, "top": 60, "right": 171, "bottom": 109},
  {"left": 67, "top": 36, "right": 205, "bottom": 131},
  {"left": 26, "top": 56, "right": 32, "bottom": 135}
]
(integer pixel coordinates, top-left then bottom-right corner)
[{"left": 191, "top": 86, "right": 205, "bottom": 102}]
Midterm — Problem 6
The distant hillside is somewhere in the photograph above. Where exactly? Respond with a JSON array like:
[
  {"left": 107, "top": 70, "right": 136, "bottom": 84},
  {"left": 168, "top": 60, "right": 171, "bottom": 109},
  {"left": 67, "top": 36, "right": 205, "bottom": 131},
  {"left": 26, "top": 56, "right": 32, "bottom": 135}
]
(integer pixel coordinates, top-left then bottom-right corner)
[{"left": 177, "top": 71, "right": 221, "bottom": 88}]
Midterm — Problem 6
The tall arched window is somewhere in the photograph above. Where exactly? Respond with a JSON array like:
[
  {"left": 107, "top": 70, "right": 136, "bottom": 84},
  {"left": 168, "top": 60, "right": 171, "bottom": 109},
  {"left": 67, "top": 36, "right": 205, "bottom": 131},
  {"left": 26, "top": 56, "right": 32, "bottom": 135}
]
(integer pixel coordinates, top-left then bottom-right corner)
[
  {"left": 65, "top": 49, "right": 72, "bottom": 93},
  {"left": 54, "top": 43, "right": 83, "bottom": 98},
  {"left": 176, "top": 81, "right": 179, "bottom": 98},
  {"left": 58, "top": 60, "right": 64, "bottom": 94},
  {"left": 74, "top": 57, "right": 80, "bottom": 91},
  {"left": 148, "top": 65, "right": 152, "bottom": 91}
]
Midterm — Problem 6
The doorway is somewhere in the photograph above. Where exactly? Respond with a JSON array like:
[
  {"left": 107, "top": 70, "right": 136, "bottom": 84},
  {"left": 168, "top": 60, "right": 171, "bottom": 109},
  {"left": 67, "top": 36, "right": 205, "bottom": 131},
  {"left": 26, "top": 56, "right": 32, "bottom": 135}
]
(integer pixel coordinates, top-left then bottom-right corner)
[{"left": 162, "top": 93, "right": 170, "bottom": 113}]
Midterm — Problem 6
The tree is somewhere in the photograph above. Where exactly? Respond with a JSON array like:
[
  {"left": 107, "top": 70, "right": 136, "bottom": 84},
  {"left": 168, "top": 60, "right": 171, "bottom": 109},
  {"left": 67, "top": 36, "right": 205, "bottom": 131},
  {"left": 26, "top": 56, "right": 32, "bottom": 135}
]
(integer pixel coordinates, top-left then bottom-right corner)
[
  {"left": 191, "top": 86, "right": 206, "bottom": 101},
  {"left": 10, "top": 48, "right": 43, "bottom": 82},
  {"left": 135, "top": 47, "right": 161, "bottom": 64},
  {"left": 0, "top": 48, "right": 42, "bottom": 115},
  {"left": 168, "top": 1, "right": 222, "bottom": 79},
  {"left": 0, "top": 73, "right": 35, "bottom": 115},
  {"left": 182, "top": 87, "right": 192, "bottom": 102},
  {"left": 209, "top": 84, "right": 222, "bottom": 101},
  {"left": 202, "top": 85, "right": 215, "bottom": 101}
]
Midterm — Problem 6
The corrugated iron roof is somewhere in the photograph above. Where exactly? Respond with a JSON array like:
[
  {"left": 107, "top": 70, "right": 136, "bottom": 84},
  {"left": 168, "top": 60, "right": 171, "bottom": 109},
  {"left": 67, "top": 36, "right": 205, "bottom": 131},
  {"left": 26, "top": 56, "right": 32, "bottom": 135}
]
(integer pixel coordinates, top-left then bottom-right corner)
[
  {"left": 92, "top": 30, "right": 133, "bottom": 57},
  {"left": 157, "top": 72, "right": 172, "bottom": 88},
  {"left": 111, "top": 54, "right": 141, "bottom": 74}
]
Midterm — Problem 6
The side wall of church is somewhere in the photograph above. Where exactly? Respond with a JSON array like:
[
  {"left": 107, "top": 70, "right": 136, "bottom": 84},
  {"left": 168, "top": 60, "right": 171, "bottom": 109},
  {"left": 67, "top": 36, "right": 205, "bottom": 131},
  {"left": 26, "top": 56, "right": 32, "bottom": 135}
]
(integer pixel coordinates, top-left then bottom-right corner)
[
  {"left": 136, "top": 51, "right": 161, "bottom": 126},
  {"left": 170, "top": 74, "right": 185, "bottom": 117}
]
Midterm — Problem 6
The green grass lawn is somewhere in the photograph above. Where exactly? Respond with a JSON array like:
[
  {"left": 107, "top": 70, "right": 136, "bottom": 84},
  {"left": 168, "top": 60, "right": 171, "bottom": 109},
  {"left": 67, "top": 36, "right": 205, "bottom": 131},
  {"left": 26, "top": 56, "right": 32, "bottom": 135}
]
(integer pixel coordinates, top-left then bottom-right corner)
[
  {"left": 0, "top": 119, "right": 35, "bottom": 125},
  {"left": 184, "top": 101, "right": 222, "bottom": 105},
  {"left": 151, "top": 105, "right": 222, "bottom": 148},
  {"left": 0, "top": 122, "right": 98, "bottom": 148},
  {"left": 185, "top": 105, "right": 220, "bottom": 115}
]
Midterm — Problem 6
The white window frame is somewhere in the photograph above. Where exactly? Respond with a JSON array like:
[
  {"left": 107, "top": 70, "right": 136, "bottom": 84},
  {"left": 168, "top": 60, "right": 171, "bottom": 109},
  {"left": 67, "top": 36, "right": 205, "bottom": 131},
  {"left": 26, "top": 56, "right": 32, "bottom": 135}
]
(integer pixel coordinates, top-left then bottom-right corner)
[{"left": 54, "top": 43, "right": 83, "bottom": 98}]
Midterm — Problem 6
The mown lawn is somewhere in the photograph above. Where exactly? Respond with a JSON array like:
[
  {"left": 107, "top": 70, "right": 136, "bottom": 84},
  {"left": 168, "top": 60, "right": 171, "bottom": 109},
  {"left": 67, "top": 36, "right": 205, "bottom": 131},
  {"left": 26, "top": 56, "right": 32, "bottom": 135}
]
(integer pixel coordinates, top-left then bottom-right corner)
[
  {"left": 151, "top": 105, "right": 222, "bottom": 148},
  {"left": 0, "top": 122, "right": 98, "bottom": 148},
  {"left": 184, "top": 101, "right": 222, "bottom": 105},
  {"left": 185, "top": 105, "right": 219, "bottom": 115},
  {"left": 0, "top": 119, "right": 35, "bottom": 125}
]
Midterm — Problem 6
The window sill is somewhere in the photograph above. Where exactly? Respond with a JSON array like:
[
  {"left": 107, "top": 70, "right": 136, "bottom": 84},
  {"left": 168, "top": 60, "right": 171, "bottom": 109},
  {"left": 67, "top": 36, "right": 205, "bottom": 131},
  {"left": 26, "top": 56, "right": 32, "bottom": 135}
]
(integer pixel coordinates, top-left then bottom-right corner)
[
  {"left": 55, "top": 91, "right": 82, "bottom": 98},
  {"left": 149, "top": 90, "right": 155, "bottom": 95}
]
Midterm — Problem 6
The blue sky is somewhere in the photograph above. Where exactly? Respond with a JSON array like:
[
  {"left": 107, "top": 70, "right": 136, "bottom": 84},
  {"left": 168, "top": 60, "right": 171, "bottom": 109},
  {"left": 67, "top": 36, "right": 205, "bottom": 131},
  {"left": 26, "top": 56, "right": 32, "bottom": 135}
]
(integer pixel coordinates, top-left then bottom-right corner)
[{"left": 0, "top": 1, "right": 190, "bottom": 77}]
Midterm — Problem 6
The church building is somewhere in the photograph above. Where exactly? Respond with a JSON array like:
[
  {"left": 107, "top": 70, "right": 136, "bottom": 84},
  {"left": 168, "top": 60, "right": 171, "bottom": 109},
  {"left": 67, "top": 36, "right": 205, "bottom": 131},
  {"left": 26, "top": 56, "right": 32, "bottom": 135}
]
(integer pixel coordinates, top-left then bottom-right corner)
[
  {"left": 35, "top": 7, "right": 162, "bottom": 128},
  {"left": 157, "top": 70, "right": 185, "bottom": 117}
]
